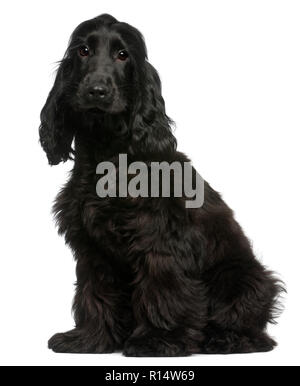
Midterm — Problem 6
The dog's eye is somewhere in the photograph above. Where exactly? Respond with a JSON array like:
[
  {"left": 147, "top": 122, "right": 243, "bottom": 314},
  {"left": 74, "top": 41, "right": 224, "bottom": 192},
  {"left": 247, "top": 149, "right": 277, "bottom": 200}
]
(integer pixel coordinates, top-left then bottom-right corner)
[
  {"left": 79, "top": 46, "right": 89, "bottom": 57},
  {"left": 117, "top": 50, "right": 128, "bottom": 61}
]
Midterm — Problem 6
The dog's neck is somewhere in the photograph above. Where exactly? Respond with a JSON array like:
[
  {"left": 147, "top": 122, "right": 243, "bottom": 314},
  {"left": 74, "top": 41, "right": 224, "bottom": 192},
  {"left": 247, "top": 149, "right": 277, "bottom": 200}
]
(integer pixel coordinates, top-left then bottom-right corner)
[
  {"left": 72, "top": 108, "right": 177, "bottom": 169},
  {"left": 71, "top": 111, "right": 131, "bottom": 168}
]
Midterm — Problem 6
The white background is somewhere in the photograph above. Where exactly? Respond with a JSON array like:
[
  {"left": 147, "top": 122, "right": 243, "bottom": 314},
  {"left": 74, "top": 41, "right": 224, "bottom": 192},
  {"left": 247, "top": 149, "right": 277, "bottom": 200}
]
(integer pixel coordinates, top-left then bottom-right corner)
[{"left": 0, "top": 0, "right": 299, "bottom": 366}]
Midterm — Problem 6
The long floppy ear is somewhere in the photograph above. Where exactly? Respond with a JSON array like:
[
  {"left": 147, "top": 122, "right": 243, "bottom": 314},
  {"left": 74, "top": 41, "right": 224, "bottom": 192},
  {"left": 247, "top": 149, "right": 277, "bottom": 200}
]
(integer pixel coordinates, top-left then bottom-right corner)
[
  {"left": 39, "top": 60, "right": 75, "bottom": 165},
  {"left": 129, "top": 62, "right": 177, "bottom": 155}
]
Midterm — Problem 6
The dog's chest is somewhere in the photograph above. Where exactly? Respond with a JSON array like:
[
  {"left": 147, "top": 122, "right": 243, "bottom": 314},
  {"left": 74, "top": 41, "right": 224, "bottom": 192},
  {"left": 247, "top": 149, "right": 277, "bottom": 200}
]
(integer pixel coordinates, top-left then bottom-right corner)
[{"left": 81, "top": 192, "right": 140, "bottom": 254}]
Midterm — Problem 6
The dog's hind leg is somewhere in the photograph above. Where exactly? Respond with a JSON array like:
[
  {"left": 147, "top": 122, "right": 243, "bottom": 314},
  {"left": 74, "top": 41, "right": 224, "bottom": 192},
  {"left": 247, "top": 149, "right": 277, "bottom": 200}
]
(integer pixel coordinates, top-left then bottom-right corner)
[
  {"left": 200, "top": 249, "right": 282, "bottom": 354},
  {"left": 196, "top": 190, "right": 284, "bottom": 354}
]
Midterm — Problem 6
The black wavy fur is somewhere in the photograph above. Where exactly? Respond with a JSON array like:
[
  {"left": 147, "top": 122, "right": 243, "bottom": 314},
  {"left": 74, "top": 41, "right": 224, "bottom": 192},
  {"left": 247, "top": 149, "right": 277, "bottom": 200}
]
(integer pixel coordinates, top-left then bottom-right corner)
[{"left": 40, "top": 14, "right": 284, "bottom": 356}]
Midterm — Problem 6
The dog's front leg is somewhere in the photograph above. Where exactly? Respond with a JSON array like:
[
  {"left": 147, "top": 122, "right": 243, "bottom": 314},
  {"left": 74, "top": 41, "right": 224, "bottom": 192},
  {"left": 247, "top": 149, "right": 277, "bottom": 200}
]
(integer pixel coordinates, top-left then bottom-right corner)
[
  {"left": 48, "top": 249, "right": 132, "bottom": 353},
  {"left": 124, "top": 251, "right": 207, "bottom": 357}
]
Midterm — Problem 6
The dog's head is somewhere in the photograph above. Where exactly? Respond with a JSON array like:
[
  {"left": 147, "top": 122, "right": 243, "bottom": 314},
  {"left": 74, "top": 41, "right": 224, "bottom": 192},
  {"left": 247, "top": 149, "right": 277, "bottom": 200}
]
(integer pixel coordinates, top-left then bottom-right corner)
[
  {"left": 66, "top": 14, "right": 146, "bottom": 114},
  {"left": 39, "top": 14, "right": 176, "bottom": 165}
]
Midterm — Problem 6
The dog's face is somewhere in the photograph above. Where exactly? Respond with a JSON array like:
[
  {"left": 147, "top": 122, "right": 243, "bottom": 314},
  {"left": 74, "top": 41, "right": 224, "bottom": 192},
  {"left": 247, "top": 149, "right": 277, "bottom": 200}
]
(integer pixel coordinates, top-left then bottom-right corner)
[
  {"left": 39, "top": 14, "right": 176, "bottom": 165},
  {"left": 63, "top": 15, "right": 147, "bottom": 114}
]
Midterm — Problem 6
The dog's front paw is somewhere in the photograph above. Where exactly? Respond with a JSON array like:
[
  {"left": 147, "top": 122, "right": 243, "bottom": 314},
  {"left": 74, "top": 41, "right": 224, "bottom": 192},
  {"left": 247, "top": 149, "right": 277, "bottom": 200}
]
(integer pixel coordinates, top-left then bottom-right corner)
[
  {"left": 48, "top": 329, "right": 116, "bottom": 354},
  {"left": 123, "top": 336, "right": 190, "bottom": 357},
  {"left": 48, "top": 329, "right": 87, "bottom": 353}
]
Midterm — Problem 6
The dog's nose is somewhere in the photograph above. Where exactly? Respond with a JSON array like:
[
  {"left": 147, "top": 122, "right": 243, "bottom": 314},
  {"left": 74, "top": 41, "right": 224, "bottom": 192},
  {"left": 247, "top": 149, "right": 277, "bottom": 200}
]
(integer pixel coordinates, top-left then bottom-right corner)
[{"left": 87, "top": 84, "right": 111, "bottom": 100}]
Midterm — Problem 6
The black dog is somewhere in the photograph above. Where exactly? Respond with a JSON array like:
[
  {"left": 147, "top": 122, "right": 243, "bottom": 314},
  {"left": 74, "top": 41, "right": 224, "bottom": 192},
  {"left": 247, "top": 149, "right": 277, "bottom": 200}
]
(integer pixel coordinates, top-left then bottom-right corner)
[{"left": 40, "top": 14, "right": 283, "bottom": 356}]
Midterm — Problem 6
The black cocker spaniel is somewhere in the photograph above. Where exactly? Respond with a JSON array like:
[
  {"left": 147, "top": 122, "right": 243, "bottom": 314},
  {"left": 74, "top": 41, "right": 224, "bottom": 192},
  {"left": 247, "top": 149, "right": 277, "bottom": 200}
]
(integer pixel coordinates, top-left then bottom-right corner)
[{"left": 40, "top": 14, "right": 283, "bottom": 356}]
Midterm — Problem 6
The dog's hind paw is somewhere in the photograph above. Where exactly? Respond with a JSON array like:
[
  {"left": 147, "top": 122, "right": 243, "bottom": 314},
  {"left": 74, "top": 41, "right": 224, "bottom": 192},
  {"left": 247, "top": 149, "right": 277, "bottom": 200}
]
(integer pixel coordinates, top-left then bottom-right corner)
[{"left": 200, "top": 329, "right": 276, "bottom": 354}]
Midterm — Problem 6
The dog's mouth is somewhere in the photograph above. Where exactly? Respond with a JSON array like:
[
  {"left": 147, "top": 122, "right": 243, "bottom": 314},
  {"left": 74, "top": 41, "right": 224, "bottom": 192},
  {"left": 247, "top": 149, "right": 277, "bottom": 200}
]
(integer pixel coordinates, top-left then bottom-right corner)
[
  {"left": 87, "top": 107, "right": 105, "bottom": 113},
  {"left": 74, "top": 96, "right": 126, "bottom": 115},
  {"left": 87, "top": 105, "right": 126, "bottom": 115},
  {"left": 74, "top": 101, "right": 113, "bottom": 114}
]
